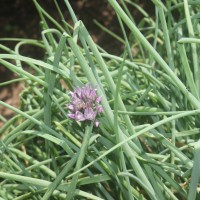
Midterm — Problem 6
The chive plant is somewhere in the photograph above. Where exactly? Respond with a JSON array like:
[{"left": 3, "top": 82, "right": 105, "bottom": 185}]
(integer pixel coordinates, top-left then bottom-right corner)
[{"left": 0, "top": 0, "right": 200, "bottom": 199}]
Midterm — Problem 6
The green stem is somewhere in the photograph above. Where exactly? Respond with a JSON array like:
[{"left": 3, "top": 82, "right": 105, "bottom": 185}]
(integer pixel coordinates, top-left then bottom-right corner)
[
  {"left": 108, "top": 0, "right": 200, "bottom": 109},
  {"left": 66, "top": 108, "right": 199, "bottom": 180},
  {"left": 65, "top": 122, "right": 94, "bottom": 200},
  {"left": 187, "top": 141, "right": 200, "bottom": 200},
  {"left": 183, "top": 0, "right": 200, "bottom": 98},
  {"left": 42, "top": 155, "right": 78, "bottom": 200},
  {"left": 67, "top": 32, "right": 156, "bottom": 196}
]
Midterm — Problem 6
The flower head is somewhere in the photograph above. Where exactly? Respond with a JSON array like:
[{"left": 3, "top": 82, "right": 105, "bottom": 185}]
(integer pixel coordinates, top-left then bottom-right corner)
[{"left": 67, "top": 84, "right": 103, "bottom": 127}]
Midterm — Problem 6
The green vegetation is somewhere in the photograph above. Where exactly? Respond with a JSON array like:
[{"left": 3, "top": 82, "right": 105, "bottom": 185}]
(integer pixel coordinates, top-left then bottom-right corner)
[{"left": 1, "top": 0, "right": 200, "bottom": 199}]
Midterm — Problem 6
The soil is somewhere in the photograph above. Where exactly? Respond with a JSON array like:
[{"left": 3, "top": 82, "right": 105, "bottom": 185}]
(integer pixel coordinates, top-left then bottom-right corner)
[{"left": 0, "top": 0, "right": 154, "bottom": 127}]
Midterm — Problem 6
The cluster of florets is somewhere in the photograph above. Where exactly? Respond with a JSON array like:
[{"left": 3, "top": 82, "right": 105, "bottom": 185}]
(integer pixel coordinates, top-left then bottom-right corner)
[{"left": 67, "top": 84, "right": 103, "bottom": 127}]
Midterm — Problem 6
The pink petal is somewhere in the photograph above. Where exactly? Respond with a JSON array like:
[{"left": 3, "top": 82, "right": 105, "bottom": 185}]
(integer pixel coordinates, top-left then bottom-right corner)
[
  {"left": 96, "top": 105, "right": 103, "bottom": 113},
  {"left": 68, "top": 104, "right": 75, "bottom": 111},
  {"left": 68, "top": 113, "right": 76, "bottom": 119},
  {"left": 75, "top": 111, "right": 85, "bottom": 121},
  {"left": 94, "top": 120, "right": 100, "bottom": 127},
  {"left": 84, "top": 107, "right": 96, "bottom": 120},
  {"left": 90, "top": 90, "right": 97, "bottom": 100},
  {"left": 96, "top": 96, "right": 102, "bottom": 103}
]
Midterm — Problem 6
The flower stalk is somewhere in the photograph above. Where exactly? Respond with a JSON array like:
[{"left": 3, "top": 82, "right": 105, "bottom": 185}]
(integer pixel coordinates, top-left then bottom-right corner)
[{"left": 65, "top": 122, "right": 94, "bottom": 200}]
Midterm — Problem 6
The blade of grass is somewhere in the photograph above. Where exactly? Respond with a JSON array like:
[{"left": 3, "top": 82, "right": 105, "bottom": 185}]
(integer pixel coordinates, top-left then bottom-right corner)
[
  {"left": 108, "top": 0, "right": 200, "bottom": 109},
  {"left": 66, "top": 29, "right": 156, "bottom": 195},
  {"left": 65, "top": 108, "right": 199, "bottom": 181},
  {"left": 187, "top": 141, "right": 200, "bottom": 200},
  {"left": 183, "top": 0, "right": 200, "bottom": 97},
  {"left": 65, "top": 122, "right": 94, "bottom": 200},
  {"left": 42, "top": 155, "right": 78, "bottom": 200}
]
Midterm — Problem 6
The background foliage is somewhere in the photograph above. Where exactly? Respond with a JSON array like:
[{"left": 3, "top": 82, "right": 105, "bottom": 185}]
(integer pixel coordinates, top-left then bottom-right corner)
[{"left": 1, "top": 0, "right": 200, "bottom": 199}]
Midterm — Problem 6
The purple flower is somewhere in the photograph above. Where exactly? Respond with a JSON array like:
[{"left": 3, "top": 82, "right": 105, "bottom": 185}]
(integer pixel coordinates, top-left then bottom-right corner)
[
  {"left": 84, "top": 107, "right": 96, "bottom": 120},
  {"left": 67, "top": 84, "right": 103, "bottom": 127}
]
